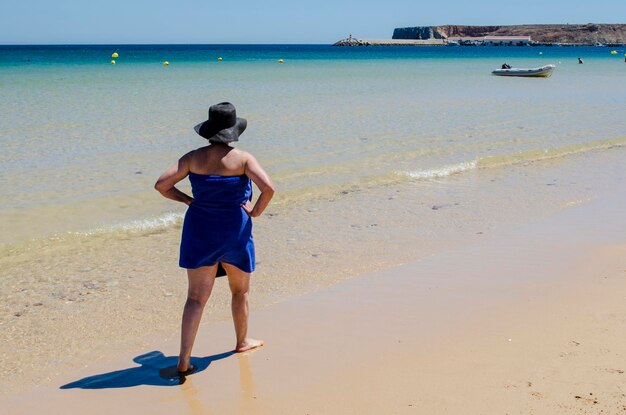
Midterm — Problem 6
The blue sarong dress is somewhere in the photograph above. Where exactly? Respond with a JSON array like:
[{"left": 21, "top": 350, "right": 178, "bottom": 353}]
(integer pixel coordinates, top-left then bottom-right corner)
[{"left": 179, "top": 173, "right": 255, "bottom": 273}]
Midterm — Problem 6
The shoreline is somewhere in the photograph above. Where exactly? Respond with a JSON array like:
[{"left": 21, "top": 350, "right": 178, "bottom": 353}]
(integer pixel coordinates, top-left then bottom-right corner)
[
  {"left": 2, "top": 144, "right": 625, "bottom": 396},
  {"left": 5, "top": 176, "right": 626, "bottom": 414}
]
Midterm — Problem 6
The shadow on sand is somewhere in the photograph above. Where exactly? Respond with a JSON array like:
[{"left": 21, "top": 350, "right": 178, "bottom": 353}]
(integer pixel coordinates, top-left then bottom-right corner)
[{"left": 60, "top": 350, "right": 234, "bottom": 389}]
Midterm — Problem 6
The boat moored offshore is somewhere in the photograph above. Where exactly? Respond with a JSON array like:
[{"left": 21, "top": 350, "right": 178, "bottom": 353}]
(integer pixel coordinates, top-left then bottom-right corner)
[{"left": 492, "top": 64, "right": 556, "bottom": 77}]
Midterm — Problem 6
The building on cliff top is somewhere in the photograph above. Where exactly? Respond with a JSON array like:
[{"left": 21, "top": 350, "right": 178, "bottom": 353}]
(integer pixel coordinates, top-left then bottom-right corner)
[
  {"left": 448, "top": 35, "right": 532, "bottom": 45},
  {"left": 484, "top": 36, "right": 531, "bottom": 45},
  {"left": 448, "top": 36, "right": 484, "bottom": 45}
]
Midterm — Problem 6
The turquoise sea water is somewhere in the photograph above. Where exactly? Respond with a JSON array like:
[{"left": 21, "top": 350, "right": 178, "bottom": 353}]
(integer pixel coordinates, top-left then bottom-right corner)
[
  {"left": 1, "top": 44, "right": 624, "bottom": 65},
  {"left": 1, "top": 45, "right": 625, "bottom": 243}
]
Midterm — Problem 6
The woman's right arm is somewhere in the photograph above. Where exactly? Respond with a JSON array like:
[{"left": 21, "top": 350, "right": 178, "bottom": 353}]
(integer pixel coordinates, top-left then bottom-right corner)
[
  {"left": 154, "top": 152, "right": 195, "bottom": 206},
  {"left": 242, "top": 153, "right": 275, "bottom": 218}
]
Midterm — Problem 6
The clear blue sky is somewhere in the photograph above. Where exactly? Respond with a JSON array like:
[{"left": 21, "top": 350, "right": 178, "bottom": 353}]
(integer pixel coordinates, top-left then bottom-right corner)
[{"left": 1, "top": 0, "right": 624, "bottom": 44}]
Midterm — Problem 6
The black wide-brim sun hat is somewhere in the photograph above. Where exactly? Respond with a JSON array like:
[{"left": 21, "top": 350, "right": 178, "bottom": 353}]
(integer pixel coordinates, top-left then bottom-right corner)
[{"left": 194, "top": 102, "right": 247, "bottom": 143}]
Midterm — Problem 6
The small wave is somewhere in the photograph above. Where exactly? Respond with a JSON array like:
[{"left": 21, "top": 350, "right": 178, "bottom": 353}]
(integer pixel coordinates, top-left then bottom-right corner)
[
  {"left": 398, "top": 136, "right": 626, "bottom": 181},
  {"left": 75, "top": 212, "right": 184, "bottom": 236},
  {"left": 398, "top": 161, "right": 478, "bottom": 180},
  {"left": 0, "top": 212, "right": 185, "bottom": 259},
  {"left": 478, "top": 137, "right": 626, "bottom": 169}
]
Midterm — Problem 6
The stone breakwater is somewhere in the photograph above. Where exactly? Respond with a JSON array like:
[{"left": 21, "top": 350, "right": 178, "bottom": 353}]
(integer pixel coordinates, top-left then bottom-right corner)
[{"left": 393, "top": 24, "right": 626, "bottom": 45}]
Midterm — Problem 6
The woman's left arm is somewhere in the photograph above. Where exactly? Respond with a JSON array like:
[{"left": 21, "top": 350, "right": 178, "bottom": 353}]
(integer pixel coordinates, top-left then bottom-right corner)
[
  {"left": 241, "top": 153, "right": 275, "bottom": 217},
  {"left": 154, "top": 152, "right": 195, "bottom": 206}
]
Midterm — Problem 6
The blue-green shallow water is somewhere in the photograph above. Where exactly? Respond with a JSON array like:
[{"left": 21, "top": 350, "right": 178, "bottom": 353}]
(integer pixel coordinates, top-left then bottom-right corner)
[
  {"left": 1, "top": 44, "right": 624, "bottom": 66},
  {"left": 0, "top": 44, "right": 625, "bottom": 243}
]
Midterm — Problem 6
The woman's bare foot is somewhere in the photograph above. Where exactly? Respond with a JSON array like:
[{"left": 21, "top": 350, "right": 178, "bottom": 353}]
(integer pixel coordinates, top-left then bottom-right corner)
[
  {"left": 177, "top": 357, "right": 194, "bottom": 373},
  {"left": 177, "top": 365, "right": 196, "bottom": 375},
  {"left": 235, "top": 338, "right": 264, "bottom": 353}
]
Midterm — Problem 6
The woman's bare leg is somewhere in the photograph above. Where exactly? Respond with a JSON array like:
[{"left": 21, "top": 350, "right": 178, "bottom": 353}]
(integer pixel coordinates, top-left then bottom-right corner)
[
  {"left": 178, "top": 265, "right": 218, "bottom": 372},
  {"left": 222, "top": 263, "right": 264, "bottom": 352}
]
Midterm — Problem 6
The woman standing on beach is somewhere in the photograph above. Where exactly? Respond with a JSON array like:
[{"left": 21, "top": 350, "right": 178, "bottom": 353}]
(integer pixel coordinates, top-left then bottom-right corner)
[{"left": 155, "top": 102, "right": 275, "bottom": 373}]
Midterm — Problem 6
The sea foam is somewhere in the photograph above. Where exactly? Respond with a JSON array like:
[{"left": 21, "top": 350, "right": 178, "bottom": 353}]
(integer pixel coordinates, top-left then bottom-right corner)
[
  {"left": 398, "top": 161, "right": 478, "bottom": 180},
  {"left": 75, "top": 212, "right": 184, "bottom": 237},
  {"left": 398, "top": 137, "right": 626, "bottom": 181}
]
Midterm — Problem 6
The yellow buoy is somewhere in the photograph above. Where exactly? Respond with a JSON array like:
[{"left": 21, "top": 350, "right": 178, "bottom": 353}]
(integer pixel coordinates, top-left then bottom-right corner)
[
  {"left": 110, "top": 60, "right": 116, "bottom": 65},
  {"left": 610, "top": 50, "right": 618, "bottom": 54},
  {"left": 278, "top": 59, "right": 284, "bottom": 63},
  {"left": 112, "top": 52, "right": 119, "bottom": 58},
  {"left": 163, "top": 61, "right": 170, "bottom": 66},
  {"left": 217, "top": 57, "right": 223, "bottom": 61}
]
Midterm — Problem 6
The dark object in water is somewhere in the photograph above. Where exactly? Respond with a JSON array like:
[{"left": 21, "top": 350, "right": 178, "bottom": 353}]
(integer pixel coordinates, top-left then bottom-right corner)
[{"left": 492, "top": 64, "right": 556, "bottom": 77}]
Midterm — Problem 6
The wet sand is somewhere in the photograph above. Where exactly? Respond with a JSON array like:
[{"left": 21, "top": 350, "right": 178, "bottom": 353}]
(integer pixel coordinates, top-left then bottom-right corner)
[
  {"left": 4, "top": 185, "right": 625, "bottom": 414},
  {"left": 2, "top": 145, "right": 625, "bottom": 396}
]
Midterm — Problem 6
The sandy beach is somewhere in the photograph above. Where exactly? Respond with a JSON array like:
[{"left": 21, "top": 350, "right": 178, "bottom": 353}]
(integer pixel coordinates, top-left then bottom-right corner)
[
  {"left": 3, "top": 143, "right": 625, "bottom": 397},
  {"left": 3, "top": 182, "right": 625, "bottom": 414}
]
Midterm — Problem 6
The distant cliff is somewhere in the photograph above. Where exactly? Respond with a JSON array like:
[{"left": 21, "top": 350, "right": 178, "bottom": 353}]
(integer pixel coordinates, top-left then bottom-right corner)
[{"left": 393, "top": 24, "right": 626, "bottom": 45}]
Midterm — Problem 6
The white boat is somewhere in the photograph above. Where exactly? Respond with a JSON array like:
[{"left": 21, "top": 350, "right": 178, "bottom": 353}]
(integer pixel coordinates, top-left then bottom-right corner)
[{"left": 492, "top": 64, "right": 556, "bottom": 78}]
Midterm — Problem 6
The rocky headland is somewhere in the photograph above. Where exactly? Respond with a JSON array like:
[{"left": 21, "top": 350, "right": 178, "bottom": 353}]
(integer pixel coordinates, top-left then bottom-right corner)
[
  {"left": 392, "top": 24, "right": 626, "bottom": 45},
  {"left": 334, "top": 24, "right": 626, "bottom": 46}
]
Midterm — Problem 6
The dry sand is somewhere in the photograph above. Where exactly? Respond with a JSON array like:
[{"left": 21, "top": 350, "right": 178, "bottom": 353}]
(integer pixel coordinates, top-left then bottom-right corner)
[{"left": 4, "top": 190, "right": 625, "bottom": 414}]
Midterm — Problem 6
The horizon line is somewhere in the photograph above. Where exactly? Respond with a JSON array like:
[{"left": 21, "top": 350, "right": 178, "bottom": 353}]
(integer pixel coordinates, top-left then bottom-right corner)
[{"left": 0, "top": 42, "right": 336, "bottom": 46}]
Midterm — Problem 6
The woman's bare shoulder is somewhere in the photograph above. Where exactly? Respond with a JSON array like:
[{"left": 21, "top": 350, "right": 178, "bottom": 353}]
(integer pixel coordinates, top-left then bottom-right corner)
[
  {"left": 228, "top": 148, "right": 256, "bottom": 163},
  {"left": 181, "top": 148, "right": 198, "bottom": 160},
  {"left": 232, "top": 148, "right": 258, "bottom": 161}
]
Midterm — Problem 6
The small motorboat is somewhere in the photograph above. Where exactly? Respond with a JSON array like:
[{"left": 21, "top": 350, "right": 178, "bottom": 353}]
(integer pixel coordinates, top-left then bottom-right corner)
[{"left": 492, "top": 64, "right": 556, "bottom": 78}]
